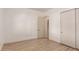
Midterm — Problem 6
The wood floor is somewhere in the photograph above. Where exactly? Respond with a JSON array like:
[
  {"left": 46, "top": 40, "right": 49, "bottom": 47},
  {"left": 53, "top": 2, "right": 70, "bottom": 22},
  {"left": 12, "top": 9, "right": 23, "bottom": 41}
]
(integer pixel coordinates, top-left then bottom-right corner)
[{"left": 2, "top": 39, "right": 78, "bottom": 51}]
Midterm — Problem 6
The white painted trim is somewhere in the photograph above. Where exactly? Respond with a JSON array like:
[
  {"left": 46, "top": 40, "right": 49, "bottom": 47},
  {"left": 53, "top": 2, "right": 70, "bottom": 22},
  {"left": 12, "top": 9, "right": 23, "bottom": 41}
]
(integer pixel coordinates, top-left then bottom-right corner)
[{"left": 4, "top": 36, "right": 38, "bottom": 44}]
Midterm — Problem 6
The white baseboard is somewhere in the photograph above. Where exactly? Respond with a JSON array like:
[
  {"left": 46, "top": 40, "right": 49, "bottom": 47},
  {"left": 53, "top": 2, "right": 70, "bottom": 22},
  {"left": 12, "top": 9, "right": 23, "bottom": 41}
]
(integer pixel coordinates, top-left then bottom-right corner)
[
  {"left": 4, "top": 37, "right": 38, "bottom": 44},
  {"left": 49, "top": 36, "right": 60, "bottom": 43}
]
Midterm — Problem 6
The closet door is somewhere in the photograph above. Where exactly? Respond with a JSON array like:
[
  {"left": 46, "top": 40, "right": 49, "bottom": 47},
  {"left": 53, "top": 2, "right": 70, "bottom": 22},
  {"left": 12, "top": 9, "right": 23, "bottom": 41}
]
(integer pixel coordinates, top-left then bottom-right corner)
[
  {"left": 76, "top": 9, "right": 79, "bottom": 49},
  {"left": 61, "top": 9, "right": 75, "bottom": 48}
]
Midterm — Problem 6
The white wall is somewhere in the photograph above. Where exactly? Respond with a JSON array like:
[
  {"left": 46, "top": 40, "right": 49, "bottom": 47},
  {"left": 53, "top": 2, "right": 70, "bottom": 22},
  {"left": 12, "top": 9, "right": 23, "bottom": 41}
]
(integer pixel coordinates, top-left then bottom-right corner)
[
  {"left": 0, "top": 9, "right": 4, "bottom": 50},
  {"left": 3, "top": 8, "right": 42, "bottom": 43},
  {"left": 49, "top": 12, "right": 60, "bottom": 42},
  {"left": 3, "top": 8, "right": 74, "bottom": 44},
  {"left": 48, "top": 9, "right": 60, "bottom": 42}
]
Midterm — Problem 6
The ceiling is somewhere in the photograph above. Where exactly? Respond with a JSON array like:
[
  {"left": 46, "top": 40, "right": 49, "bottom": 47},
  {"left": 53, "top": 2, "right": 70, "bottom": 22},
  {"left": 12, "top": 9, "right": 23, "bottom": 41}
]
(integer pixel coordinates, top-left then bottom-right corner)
[{"left": 30, "top": 8, "right": 52, "bottom": 12}]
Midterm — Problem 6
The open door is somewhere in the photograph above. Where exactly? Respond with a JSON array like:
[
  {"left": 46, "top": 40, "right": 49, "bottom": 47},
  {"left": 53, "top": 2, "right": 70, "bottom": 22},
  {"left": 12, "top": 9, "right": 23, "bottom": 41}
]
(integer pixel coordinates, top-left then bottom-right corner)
[
  {"left": 38, "top": 16, "right": 49, "bottom": 39},
  {"left": 38, "top": 16, "right": 45, "bottom": 38}
]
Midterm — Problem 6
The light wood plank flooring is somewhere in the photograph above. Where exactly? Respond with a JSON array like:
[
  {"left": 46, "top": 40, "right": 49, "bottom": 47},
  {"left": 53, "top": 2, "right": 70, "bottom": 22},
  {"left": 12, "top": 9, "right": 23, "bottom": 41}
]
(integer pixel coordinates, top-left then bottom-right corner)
[{"left": 2, "top": 39, "right": 78, "bottom": 51}]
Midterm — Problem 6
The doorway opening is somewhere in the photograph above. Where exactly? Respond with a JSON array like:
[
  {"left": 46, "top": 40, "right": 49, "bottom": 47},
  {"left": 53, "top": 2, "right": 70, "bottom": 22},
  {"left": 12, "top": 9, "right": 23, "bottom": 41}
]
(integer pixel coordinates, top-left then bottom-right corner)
[{"left": 38, "top": 16, "right": 49, "bottom": 39}]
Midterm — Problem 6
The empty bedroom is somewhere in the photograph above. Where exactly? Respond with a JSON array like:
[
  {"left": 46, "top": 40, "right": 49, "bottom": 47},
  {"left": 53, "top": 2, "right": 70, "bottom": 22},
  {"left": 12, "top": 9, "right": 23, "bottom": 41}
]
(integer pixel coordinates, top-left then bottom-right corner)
[{"left": 0, "top": 8, "right": 79, "bottom": 51}]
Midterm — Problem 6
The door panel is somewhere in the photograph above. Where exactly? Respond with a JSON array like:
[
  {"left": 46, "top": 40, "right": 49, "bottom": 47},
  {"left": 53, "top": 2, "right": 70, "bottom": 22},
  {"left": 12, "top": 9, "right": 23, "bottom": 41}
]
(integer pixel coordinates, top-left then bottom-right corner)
[
  {"left": 61, "top": 9, "right": 75, "bottom": 48},
  {"left": 76, "top": 9, "right": 79, "bottom": 49}
]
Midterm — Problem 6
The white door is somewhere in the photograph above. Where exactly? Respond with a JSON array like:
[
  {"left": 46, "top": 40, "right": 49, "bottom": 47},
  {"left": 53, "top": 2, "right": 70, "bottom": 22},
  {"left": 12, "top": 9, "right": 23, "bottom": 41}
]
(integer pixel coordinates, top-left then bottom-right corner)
[
  {"left": 76, "top": 9, "right": 79, "bottom": 49},
  {"left": 38, "top": 17, "right": 45, "bottom": 38},
  {"left": 61, "top": 9, "right": 75, "bottom": 48}
]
